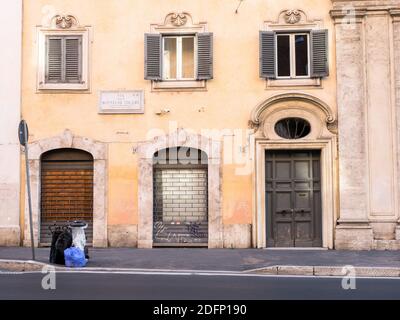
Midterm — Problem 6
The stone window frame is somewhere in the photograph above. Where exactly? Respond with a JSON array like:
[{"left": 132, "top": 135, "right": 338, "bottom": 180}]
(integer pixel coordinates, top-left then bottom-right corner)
[
  {"left": 23, "top": 130, "right": 108, "bottom": 248},
  {"left": 263, "top": 9, "right": 325, "bottom": 89},
  {"left": 36, "top": 15, "right": 91, "bottom": 92},
  {"left": 149, "top": 12, "right": 208, "bottom": 92},
  {"left": 136, "top": 129, "right": 223, "bottom": 248},
  {"left": 250, "top": 93, "right": 338, "bottom": 249}
]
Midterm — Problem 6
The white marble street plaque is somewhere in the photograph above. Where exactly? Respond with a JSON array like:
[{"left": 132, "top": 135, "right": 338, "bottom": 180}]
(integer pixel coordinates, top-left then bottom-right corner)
[{"left": 99, "top": 90, "right": 145, "bottom": 114}]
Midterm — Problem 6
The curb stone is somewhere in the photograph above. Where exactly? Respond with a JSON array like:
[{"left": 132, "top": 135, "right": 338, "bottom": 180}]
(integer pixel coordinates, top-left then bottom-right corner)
[
  {"left": 248, "top": 265, "right": 400, "bottom": 277},
  {"left": 277, "top": 266, "right": 314, "bottom": 276},
  {"left": 0, "top": 259, "right": 48, "bottom": 272}
]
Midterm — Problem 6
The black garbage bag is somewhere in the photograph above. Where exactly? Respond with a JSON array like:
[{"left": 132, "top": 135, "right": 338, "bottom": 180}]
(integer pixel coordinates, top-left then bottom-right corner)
[
  {"left": 49, "top": 228, "right": 63, "bottom": 264},
  {"left": 84, "top": 246, "right": 90, "bottom": 260},
  {"left": 54, "top": 229, "right": 73, "bottom": 265}
]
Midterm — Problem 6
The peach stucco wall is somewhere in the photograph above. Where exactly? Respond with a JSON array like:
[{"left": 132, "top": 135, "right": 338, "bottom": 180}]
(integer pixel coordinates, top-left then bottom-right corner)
[{"left": 21, "top": 0, "right": 337, "bottom": 232}]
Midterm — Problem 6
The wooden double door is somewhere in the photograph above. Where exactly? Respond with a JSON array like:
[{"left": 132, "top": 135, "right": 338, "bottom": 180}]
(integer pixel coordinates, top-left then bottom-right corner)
[{"left": 265, "top": 150, "right": 322, "bottom": 247}]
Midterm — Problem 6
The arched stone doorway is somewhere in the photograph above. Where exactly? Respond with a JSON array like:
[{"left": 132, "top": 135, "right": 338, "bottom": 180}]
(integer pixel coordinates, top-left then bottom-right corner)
[
  {"left": 250, "top": 93, "right": 338, "bottom": 249},
  {"left": 136, "top": 129, "right": 223, "bottom": 248},
  {"left": 40, "top": 148, "right": 94, "bottom": 246},
  {"left": 23, "top": 130, "right": 108, "bottom": 247}
]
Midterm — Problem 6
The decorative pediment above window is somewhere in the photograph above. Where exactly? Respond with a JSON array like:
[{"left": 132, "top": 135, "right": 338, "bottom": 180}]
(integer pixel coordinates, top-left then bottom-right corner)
[
  {"left": 280, "top": 10, "right": 306, "bottom": 25},
  {"left": 51, "top": 15, "right": 80, "bottom": 29},
  {"left": 150, "top": 12, "right": 207, "bottom": 33},
  {"left": 169, "top": 13, "right": 189, "bottom": 27},
  {"left": 265, "top": 9, "right": 324, "bottom": 30}
]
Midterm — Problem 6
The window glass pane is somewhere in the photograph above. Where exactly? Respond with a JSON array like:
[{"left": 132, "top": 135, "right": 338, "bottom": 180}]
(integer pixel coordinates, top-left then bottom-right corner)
[
  {"left": 295, "top": 35, "right": 309, "bottom": 76},
  {"left": 277, "top": 35, "right": 290, "bottom": 77},
  {"left": 182, "top": 37, "right": 195, "bottom": 78},
  {"left": 163, "top": 38, "right": 177, "bottom": 79}
]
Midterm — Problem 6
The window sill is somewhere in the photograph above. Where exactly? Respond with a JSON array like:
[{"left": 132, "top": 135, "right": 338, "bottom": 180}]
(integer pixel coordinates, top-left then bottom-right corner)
[
  {"left": 266, "top": 78, "right": 321, "bottom": 89},
  {"left": 152, "top": 80, "right": 207, "bottom": 92},
  {"left": 37, "top": 83, "right": 90, "bottom": 93}
]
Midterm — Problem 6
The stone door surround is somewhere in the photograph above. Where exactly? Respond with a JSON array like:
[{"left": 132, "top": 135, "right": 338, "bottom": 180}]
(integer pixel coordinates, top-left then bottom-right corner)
[
  {"left": 23, "top": 129, "right": 108, "bottom": 247},
  {"left": 136, "top": 129, "right": 223, "bottom": 248},
  {"left": 250, "top": 93, "right": 338, "bottom": 249}
]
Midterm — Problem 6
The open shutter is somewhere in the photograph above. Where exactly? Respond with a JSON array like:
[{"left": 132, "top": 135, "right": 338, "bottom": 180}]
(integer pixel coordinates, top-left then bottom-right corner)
[
  {"left": 310, "top": 29, "right": 329, "bottom": 78},
  {"left": 196, "top": 32, "right": 213, "bottom": 80},
  {"left": 65, "top": 37, "right": 82, "bottom": 83},
  {"left": 259, "top": 31, "right": 276, "bottom": 79},
  {"left": 144, "top": 33, "right": 162, "bottom": 80},
  {"left": 46, "top": 37, "right": 63, "bottom": 82}
]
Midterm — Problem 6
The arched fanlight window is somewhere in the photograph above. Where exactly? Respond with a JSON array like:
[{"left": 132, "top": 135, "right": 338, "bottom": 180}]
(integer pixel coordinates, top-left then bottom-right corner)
[{"left": 274, "top": 118, "right": 311, "bottom": 139}]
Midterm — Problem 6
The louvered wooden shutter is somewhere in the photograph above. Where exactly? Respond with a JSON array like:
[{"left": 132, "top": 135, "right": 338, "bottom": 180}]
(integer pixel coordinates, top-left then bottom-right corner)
[
  {"left": 65, "top": 37, "right": 82, "bottom": 83},
  {"left": 46, "top": 36, "right": 82, "bottom": 83},
  {"left": 196, "top": 33, "right": 213, "bottom": 80},
  {"left": 144, "top": 33, "right": 162, "bottom": 80},
  {"left": 259, "top": 31, "right": 276, "bottom": 79},
  {"left": 46, "top": 37, "right": 62, "bottom": 82},
  {"left": 311, "top": 29, "right": 329, "bottom": 78}
]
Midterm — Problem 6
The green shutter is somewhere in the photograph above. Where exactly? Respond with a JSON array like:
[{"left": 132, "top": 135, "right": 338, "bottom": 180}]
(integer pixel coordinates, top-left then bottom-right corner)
[
  {"left": 46, "top": 35, "right": 82, "bottom": 84},
  {"left": 196, "top": 33, "right": 213, "bottom": 80},
  {"left": 65, "top": 37, "right": 82, "bottom": 83},
  {"left": 259, "top": 31, "right": 276, "bottom": 79},
  {"left": 311, "top": 30, "right": 329, "bottom": 78},
  {"left": 46, "top": 37, "right": 63, "bottom": 82},
  {"left": 144, "top": 33, "right": 162, "bottom": 80}
]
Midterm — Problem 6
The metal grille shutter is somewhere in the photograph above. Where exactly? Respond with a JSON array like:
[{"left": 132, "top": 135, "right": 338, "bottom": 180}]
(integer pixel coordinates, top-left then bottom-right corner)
[
  {"left": 40, "top": 159, "right": 93, "bottom": 246},
  {"left": 144, "top": 33, "right": 162, "bottom": 80},
  {"left": 311, "top": 29, "right": 329, "bottom": 78},
  {"left": 46, "top": 37, "right": 63, "bottom": 82},
  {"left": 196, "top": 32, "right": 213, "bottom": 80},
  {"left": 65, "top": 37, "right": 82, "bottom": 83},
  {"left": 153, "top": 167, "right": 208, "bottom": 246},
  {"left": 259, "top": 31, "right": 276, "bottom": 79}
]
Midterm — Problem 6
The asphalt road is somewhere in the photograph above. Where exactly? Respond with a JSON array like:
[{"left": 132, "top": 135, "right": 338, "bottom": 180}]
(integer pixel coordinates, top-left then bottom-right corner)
[{"left": 0, "top": 272, "right": 400, "bottom": 300}]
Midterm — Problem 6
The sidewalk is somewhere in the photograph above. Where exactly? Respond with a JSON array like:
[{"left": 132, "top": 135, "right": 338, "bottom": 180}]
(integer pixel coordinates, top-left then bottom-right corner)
[{"left": 1, "top": 247, "right": 399, "bottom": 275}]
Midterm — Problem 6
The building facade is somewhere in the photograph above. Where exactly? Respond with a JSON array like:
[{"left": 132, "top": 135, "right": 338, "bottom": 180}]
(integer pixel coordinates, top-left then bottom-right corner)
[
  {"left": 0, "top": 0, "right": 22, "bottom": 246},
  {"left": 8, "top": 0, "right": 399, "bottom": 249}
]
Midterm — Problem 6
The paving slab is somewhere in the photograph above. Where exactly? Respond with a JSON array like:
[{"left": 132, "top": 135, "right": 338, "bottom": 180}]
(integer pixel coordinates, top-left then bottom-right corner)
[{"left": 0, "top": 247, "right": 399, "bottom": 272}]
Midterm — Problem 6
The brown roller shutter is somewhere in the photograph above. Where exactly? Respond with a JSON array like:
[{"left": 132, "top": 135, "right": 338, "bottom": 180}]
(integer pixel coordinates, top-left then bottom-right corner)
[{"left": 40, "top": 149, "right": 93, "bottom": 246}]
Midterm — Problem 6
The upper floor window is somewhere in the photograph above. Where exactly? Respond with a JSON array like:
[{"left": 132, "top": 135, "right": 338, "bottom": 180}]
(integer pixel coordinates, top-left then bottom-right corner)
[
  {"left": 145, "top": 33, "right": 212, "bottom": 82},
  {"left": 276, "top": 33, "right": 309, "bottom": 78},
  {"left": 37, "top": 15, "right": 90, "bottom": 91},
  {"left": 163, "top": 35, "right": 196, "bottom": 80},
  {"left": 260, "top": 29, "right": 328, "bottom": 80}
]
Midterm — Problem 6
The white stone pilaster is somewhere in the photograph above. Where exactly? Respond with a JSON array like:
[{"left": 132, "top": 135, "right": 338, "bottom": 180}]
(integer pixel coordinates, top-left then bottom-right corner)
[{"left": 331, "top": 8, "right": 373, "bottom": 249}]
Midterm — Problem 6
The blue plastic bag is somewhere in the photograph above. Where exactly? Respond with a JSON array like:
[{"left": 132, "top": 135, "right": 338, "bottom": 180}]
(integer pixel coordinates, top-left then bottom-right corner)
[{"left": 64, "top": 247, "right": 88, "bottom": 268}]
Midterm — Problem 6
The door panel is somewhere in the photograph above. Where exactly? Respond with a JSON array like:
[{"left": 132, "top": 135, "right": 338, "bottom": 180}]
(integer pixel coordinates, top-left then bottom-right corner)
[{"left": 266, "top": 150, "right": 322, "bottom": 247}]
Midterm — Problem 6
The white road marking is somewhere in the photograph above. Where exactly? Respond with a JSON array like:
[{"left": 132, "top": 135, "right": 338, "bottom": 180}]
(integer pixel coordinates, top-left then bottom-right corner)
[{"left": 1, "top": 269, "right": 400, "bottom": 280}]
